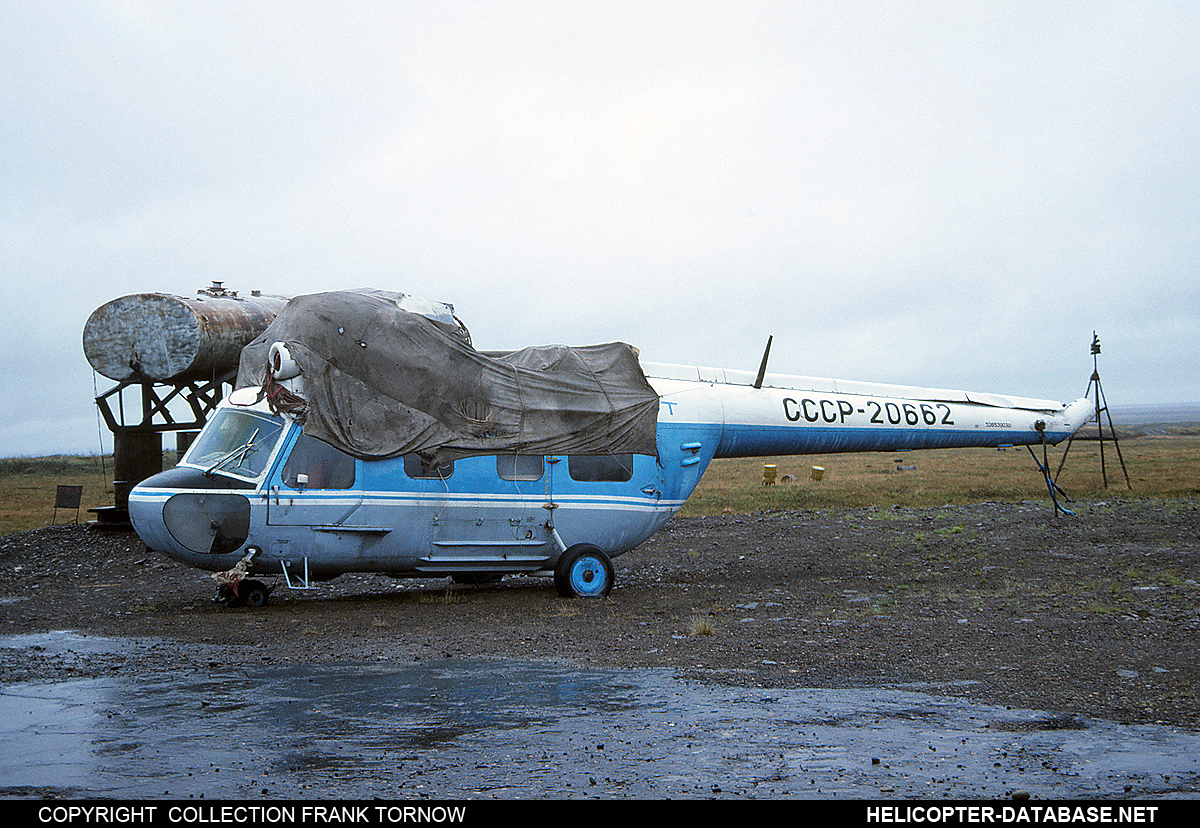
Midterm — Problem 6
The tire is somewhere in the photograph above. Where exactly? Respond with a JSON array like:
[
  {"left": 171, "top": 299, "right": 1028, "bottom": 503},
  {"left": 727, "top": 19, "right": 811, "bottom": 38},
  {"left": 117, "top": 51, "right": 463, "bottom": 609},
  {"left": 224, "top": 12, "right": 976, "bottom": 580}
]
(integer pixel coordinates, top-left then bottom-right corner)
[
  {"left": 554, "top": 544, "right": 615, "bottom": 598},
  {"left": 241, "top": 579, "right": 270, "bottom": 608}
]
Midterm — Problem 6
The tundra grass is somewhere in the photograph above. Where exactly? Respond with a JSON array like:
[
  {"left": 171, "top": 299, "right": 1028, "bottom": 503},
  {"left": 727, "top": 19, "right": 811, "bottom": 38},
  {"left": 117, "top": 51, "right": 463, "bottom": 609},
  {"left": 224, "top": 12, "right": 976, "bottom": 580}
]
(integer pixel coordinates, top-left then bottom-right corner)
[
  {"left": 0, "top": 455, "right": 117, "bottom": 536},
  {"left": 682, "top": 434, "right": 1200, "bottom": 515}
]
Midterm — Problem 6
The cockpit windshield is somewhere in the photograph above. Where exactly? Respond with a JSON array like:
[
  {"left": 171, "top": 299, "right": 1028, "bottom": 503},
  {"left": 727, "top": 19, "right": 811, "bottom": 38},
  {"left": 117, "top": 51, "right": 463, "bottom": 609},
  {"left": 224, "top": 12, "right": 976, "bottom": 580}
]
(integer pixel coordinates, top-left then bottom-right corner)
[{"left": 182, "top": 409, "right": 286, "bottom": 480}]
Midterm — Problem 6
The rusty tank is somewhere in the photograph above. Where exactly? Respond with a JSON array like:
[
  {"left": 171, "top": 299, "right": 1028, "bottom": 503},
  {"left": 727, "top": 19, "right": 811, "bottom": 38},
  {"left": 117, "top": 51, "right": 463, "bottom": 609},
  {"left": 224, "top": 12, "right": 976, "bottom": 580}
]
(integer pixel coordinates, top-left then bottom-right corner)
[{"left": 83, "top": 282, "right": 289, "bottom": 383}]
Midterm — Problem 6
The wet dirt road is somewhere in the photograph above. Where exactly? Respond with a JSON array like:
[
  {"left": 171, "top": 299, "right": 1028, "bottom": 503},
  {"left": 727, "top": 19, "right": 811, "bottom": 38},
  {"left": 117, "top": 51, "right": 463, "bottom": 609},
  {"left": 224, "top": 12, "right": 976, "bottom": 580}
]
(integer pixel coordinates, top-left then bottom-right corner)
[{"left": 2, "top": 631, "right": 1198, "bottom": 800}]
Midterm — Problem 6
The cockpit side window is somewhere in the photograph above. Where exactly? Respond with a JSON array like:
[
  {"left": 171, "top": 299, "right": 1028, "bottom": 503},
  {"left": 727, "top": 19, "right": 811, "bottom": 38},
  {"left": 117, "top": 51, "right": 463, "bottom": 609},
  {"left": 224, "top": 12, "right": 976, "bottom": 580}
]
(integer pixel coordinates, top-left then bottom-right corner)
[{"left": 282, "top": 433, "right": 356, "bottom": 489}]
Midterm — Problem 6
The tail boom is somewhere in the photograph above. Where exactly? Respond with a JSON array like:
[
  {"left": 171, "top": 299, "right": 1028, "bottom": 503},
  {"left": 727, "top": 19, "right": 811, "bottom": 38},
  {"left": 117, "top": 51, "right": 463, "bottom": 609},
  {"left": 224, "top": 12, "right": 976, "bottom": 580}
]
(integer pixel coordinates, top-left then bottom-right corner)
[{"left": 645, "top": 363, "right": 1094, "bottom": 460}]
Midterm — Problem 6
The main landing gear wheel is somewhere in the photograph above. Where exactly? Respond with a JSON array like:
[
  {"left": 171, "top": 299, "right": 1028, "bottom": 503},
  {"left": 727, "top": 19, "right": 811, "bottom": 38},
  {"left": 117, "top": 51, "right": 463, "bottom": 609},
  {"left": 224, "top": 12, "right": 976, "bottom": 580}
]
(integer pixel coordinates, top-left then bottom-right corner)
[{"left": 554, "top": 544, "right": 615, "bottom": 598}]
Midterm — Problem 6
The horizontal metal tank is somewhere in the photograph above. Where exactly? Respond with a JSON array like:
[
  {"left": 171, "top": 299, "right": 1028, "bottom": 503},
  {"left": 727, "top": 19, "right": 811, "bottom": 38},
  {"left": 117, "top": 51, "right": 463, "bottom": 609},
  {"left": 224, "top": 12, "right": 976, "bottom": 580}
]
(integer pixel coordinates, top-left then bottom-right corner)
[{"left": 83, "top": 283, "right": 288, "bottom": 382}]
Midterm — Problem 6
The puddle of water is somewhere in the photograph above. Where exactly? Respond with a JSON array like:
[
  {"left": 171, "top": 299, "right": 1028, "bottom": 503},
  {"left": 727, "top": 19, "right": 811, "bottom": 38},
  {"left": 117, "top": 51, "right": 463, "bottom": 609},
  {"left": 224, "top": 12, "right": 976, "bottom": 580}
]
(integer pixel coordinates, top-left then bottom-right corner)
[
  {"left": 1, "top": 632, "right": 1198, "bottom": 799},
  {"left": 1, "top": 629, "right": 132, "bottom": 655}
]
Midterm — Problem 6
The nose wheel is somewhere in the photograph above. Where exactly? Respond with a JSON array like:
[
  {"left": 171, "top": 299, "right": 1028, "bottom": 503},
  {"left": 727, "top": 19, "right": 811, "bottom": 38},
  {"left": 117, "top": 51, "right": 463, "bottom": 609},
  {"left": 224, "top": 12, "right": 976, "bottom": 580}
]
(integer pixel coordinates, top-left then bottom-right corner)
[
  {"left": 554, "top": 544, "right": 615, "bottom": 598},
  {"left": 218, "top": 578, "right": 271, "bottom": 608}
]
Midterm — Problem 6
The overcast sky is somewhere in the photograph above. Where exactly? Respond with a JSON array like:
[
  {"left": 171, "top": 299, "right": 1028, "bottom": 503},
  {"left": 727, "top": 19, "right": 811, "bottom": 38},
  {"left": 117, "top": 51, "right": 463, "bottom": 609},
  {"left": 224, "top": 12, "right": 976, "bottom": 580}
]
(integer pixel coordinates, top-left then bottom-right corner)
[{"left": 3, "top": 1, "right": 1198, "bottom": 458}]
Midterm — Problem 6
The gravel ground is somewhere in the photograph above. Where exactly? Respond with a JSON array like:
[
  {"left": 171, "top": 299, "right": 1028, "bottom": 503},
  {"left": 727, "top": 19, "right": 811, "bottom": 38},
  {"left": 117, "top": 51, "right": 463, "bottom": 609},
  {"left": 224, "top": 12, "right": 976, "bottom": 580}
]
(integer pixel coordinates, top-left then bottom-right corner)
[{"left": 2, "top": 497, "right": 1198, "bottom": 730}]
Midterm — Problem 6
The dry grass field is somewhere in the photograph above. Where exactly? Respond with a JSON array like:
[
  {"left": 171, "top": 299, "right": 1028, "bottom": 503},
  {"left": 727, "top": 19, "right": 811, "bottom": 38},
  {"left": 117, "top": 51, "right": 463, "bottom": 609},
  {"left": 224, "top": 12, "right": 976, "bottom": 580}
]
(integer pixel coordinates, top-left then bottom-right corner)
[
  {"left": 683, "top": 432, "right": 1200, "bottom": 514},
  {"left": 2, "top": 433, "right": 1197, "bottom": 536},
  {"left": 0, "top": 454, "right": 120, "bottom": 537}
]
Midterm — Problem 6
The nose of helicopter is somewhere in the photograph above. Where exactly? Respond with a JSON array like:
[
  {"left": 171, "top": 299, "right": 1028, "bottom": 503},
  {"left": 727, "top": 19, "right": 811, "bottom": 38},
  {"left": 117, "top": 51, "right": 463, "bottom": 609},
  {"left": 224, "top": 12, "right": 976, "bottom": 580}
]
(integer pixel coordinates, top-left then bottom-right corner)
[{"left": 128, "top": 467, "right": 254, "bottom": 568}]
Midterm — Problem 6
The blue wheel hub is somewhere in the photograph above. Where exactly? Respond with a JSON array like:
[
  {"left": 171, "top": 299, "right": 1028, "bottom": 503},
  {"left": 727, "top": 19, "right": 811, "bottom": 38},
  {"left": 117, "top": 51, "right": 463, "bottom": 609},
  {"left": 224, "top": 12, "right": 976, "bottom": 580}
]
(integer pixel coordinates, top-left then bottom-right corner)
[{"left": 569, "top": 556, "right": 607, "bottom": 596}]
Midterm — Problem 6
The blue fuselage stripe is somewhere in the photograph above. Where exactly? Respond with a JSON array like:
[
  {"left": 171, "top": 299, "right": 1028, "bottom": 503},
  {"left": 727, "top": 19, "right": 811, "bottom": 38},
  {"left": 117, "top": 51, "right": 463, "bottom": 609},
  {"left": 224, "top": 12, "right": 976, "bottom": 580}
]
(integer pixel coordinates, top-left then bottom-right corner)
[{"left": 709, "top": 423, "right": 1072, "bottom": 457}]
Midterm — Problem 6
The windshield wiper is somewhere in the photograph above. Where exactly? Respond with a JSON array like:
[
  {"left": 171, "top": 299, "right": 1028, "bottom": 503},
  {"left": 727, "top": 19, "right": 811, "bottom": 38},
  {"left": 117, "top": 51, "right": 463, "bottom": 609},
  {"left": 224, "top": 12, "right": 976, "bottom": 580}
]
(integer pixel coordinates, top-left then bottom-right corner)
[{"left": 203, "top": 428, "right": 261, "bottom": 478}]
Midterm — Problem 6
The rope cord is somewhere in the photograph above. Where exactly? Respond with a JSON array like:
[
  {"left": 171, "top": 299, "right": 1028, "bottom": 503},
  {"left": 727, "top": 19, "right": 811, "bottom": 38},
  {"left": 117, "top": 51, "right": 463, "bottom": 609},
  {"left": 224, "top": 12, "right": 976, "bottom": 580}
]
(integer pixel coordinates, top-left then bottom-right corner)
[{"left": 91, "top": 371, "right": 112, "bottom": 505}]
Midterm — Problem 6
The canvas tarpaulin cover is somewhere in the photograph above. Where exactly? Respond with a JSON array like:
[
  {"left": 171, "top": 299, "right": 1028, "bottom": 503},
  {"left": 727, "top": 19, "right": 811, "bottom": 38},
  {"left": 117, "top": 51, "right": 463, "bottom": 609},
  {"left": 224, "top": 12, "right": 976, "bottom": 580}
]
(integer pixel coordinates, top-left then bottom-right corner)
[{"left": 236, "top": 289, "right": 660, "bottom": 463}]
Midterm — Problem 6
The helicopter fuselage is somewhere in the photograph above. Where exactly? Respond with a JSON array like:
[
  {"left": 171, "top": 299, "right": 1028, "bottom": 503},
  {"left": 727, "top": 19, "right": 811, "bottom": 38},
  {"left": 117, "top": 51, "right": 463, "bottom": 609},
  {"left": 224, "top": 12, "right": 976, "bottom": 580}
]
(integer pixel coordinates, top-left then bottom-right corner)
[{"left": 128, "top": 361, "right": 1093, "bottom": 595}]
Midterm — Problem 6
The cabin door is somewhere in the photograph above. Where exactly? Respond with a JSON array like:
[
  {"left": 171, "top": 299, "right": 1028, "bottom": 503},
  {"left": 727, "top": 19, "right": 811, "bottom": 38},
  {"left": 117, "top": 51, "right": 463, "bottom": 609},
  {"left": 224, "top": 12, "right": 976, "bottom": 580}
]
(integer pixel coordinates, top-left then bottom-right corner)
[{"left": 422, "top": 454, "right": 552, "bottom": 574}]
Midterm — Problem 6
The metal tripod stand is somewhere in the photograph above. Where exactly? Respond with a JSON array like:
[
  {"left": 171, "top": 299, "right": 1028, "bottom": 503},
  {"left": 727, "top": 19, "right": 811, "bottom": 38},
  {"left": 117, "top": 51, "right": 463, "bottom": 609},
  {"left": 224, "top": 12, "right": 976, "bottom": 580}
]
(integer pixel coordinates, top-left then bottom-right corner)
[{"left": 1054, "top": 332, "right": 1131, "bottom": 489}]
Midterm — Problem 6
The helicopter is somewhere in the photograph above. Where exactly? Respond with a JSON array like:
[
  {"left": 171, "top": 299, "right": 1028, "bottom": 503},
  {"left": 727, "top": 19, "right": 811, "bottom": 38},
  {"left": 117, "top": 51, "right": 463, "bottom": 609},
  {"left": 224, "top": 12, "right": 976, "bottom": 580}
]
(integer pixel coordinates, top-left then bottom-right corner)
[{"left": 127, "top": 289, "right": 1094, "bottom": 606}]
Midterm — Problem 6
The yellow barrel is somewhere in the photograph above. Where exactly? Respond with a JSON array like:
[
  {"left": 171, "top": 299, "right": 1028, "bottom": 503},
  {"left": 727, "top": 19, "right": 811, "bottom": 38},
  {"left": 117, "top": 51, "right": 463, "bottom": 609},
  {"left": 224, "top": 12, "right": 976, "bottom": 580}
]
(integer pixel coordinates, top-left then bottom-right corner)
[
  {"left": 762, "top": 464, "right": 777, "bottom": 486},
  {"left": 811, "top": 466, "right": 825, "bottom": 481}
]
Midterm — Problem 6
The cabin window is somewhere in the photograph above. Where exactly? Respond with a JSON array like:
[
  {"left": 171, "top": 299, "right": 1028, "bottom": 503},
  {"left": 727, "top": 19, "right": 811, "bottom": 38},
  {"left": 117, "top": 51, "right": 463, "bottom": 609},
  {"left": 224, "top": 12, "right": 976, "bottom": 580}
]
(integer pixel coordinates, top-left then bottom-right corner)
[
  {"left": 404, "top": 453, "right": 454, "bottom": 480},
  {"left": 282, "top": 433, "right": 356, "bottom": 489},
  {"left": 568, "top": 454, "right": 633, "bottom": 483},
  {"left": 497, "top": 455, "right": 544, "bottom": 481}
]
